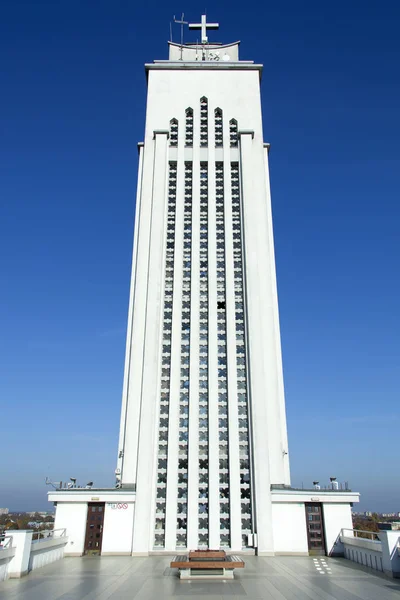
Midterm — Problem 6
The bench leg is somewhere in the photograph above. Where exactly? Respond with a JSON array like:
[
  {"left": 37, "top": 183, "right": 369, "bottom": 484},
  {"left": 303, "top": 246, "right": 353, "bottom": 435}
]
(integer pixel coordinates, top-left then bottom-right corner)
[{"left": 179, "top": 569, "right": 235, "bottom": 580}]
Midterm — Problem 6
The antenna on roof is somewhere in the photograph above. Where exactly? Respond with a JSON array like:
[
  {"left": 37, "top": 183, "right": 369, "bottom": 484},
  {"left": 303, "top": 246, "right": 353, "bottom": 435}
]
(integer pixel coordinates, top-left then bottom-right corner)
[
  {"left": 174, "top": 13, "right": 188, "bottom": 47},
  {"left": 45, "top": 476, "right": 62, "bottom": 490}
]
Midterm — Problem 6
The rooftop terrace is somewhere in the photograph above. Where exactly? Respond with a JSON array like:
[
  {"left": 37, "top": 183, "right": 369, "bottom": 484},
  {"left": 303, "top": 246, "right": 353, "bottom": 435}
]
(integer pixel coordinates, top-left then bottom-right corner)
[{"left": 1, "top": 554, "right": 399, "bottom": 600}]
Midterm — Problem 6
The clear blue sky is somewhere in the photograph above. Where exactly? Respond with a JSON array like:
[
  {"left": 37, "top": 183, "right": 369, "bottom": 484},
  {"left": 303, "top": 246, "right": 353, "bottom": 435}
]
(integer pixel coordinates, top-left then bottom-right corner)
[{"left": 1, "top": 0, "right": 399, "bottom": 513}]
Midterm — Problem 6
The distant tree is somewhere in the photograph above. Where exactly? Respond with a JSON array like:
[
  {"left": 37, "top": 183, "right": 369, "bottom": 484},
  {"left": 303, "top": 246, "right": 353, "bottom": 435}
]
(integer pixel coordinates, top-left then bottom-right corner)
[
  {"left": 371, "top": 512, "right": 379, "bottom": 522},
  {"left": 353, "top": 517, "right": 379, "bottom": 538}
]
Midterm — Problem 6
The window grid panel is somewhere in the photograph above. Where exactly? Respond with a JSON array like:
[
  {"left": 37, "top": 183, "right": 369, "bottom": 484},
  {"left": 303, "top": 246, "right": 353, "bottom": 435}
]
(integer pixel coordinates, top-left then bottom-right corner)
[
  {"left": 231, "top": 161, "right": 252, "bottom": 548},
  {"left": 170, "top": 119, "right": 178, "bottom": 147},
  {"left": 216, "top": 162, "right": 230, "bottom": 547},
  {"left": 185, "top": 108, "right": 193, "bottom": 147},
  {"left": 200, "top": 97, "right": 208, "bottom": 148},
  {"left": 215, "top": 108, "right": 223, "bottom": 148},
  {"left": 229, "top": 119, "right": 238, "bottom": 148},
  {"left": 154, "top": 161, "right": 177, "bottom": 547},
  {"left": 198, "top": 161, "right": 209, "bottom": 547},
  {"left": 176, "top": 162, "right": 193, "bottom": 547}
]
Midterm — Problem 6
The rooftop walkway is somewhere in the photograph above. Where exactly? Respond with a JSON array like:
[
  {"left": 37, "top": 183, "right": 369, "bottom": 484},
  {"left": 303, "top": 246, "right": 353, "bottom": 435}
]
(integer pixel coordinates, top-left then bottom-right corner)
[{"left": 1, "top": 555, "right": 399, "bottom": 600}]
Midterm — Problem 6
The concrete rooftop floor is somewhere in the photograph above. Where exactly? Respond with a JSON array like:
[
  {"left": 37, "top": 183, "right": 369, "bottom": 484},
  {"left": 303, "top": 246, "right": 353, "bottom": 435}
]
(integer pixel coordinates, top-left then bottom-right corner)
[{"left": 1, "top": 555, "right": 400, "bottom": 600}]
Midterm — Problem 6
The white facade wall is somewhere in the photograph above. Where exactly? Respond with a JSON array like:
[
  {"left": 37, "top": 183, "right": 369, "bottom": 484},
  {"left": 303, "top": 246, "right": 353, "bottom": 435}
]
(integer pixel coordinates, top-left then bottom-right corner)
[
  {"left": 271, "top": 503, "right": 308, "bottom": 555},
  {"left": 102, "top": 502, "right": 135, "bottom": 555},
  {"left": 54, "top": 503, "right": 87, "bottom": 556},
  {"left": 323, "top": 503, "right": 354, "bottom": 556}
]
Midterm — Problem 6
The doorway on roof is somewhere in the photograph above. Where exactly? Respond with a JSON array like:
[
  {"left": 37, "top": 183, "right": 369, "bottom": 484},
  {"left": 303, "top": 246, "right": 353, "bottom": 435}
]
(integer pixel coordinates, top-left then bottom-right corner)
[
  {"left": 305, "top": 502, "right": 326, "bottom": 555},
  {"left": 83, "top": 503, "right": 105, "bottom": 556}
]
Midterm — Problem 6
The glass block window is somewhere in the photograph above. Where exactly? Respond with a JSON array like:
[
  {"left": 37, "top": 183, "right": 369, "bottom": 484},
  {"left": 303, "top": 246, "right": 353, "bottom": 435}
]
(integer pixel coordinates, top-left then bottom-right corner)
[
  {"left": 198, "top": 161, "right": 209, "bottom": 546},
  {"left": 154, "top": 161, "right": 177, "bottom": 548},
  {"left": 230, "top": 119, "right": 238, "bottom": 148},
  {"left": 200, "top": 97, "right": 208, "bottom": 147},
  {"left": 215, "top": 108, "right": 223, "bottom": 147},
  {"left": 215, "top": 162, "right": 230, "bottom": 547},
  {"left": 231, "top": 162, "right": 252, "bottom": 548},
  {"left": 185, "top": 108, "right": 193, "bottom": 147},
  {"left": 176, "top": 161, "right": 193, "bottom": 548},
  {"left": 170, "top": 119, "right": 178, "bottom": 147}
]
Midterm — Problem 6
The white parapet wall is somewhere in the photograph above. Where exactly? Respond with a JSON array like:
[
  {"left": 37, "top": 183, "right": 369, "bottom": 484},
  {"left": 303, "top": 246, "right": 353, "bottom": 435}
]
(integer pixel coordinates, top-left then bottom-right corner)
[
  {"left": 29, "top": 531, "right": 69, "bottom": 571},
  {"left": 2, "top": 530, "right": 68, "bottom": 579},
  {"left": 341, "top": 529, "right": 400, "bottom": 578},
  {"left": 7, "top": 531, "right": 33, "bottom": 578},
  {"left": 0, "top": 537, "right": 16, "bottom": 582}
]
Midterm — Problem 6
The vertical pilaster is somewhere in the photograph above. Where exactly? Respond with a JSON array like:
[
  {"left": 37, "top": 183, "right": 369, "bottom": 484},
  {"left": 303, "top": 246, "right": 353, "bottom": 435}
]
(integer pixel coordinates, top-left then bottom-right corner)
[
  {"left": 132, "top": 130, "right": 169, "bottom": 553},
  {"left": 118, "top": 144, "right": 144, "bottom": 482},
  {"left": 224, "top": 152, "right": 242, "bottom": 551},
  {"left": 239, "top": 131, "right": 274, "bottom": 555},
  {"left": 187, "top": 110, "right": 200, "bottom": 549},
  {"left": 207, "top": 122, "right": 220, "bottom": 550},
  {"left": 165, "top": 135, "right": 185, "bottom": 550},
  {"left": 263, "top": 146, "right": 291, "bottom": 485}
]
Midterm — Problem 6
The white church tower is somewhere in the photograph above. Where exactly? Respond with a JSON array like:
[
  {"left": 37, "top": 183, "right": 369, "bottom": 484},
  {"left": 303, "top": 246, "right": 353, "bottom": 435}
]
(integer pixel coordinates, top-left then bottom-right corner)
[
  {"left": 116, "top": 15, "right": 291, "bottom": 554},
  {"left": 50, "top": 15, "right": 359, "bottom": 558}
]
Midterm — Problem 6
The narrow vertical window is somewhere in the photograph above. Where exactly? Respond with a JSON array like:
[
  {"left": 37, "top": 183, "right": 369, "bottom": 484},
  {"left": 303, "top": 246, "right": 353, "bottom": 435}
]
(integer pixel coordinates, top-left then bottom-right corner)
[
  {"left": 185, "top": 108, "right": 193, "bottom": 147},
  {"left": 229, "top": 119, "right": 238, "bottom": 147},
  {"left": 200, "top": 97, "right": 208, "bottom": 147},
  {"left": 176, "top": 162, "right": 193, "bottom": 548},
  {"left": 215, "top": 162, "right": 230, "bottom": 546},
  {"left": 154, "top": 161, "right": 177, "bottom": 548},
  {"left": 215, "top": 108, "right": 223, "bottom": 147},
  {"left": 231, "top": 161, "right": 252, "bottom": 548},
  {"left": 198, "top": 161, "right": 209, "bottom": 546},
  {"left": 170, "top": 118, "right": 178, "bottom": 147}
]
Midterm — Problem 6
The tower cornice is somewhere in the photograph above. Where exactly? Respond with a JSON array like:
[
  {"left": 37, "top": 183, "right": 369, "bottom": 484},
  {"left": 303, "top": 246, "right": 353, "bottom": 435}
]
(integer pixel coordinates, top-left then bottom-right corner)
[{"left": 145, "top": 62, "right": 263, "bottom": 74}]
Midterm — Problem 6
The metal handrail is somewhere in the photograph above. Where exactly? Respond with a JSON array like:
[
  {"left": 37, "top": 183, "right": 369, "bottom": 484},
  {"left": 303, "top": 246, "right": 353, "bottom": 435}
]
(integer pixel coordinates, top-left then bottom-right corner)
[
  {"left": 341, "top": 528, "right": 381, "bottom": 541},
  {"left": 0, "top": 535, "right": 13, "bottom": 549},
  {"left": 32, "top": 528, "right": 66, "bottom": 542}
]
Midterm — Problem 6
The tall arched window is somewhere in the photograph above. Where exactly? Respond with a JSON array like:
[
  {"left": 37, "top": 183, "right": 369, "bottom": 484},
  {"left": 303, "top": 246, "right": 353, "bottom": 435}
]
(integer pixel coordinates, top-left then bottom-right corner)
[
  {"left": 215, "top": 108, "right": 223, "bottom": 147},
  {"left": 229, "top": 119, "right": 238, "bottom": 147},
  {"left": 200, "top": 97, "right": 208, "bottom": 147},
  {"left": 170, "top": 118, "right": 178, "bottom": 147},
  {"left": 185, "top": 108, "right": 193, "bottom": 147}
]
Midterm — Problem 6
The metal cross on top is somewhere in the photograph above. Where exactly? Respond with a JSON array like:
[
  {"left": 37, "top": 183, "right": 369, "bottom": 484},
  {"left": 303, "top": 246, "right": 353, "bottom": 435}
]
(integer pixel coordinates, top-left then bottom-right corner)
[{"left": 189, "top": 14, "right": 219, "bottom": 44}]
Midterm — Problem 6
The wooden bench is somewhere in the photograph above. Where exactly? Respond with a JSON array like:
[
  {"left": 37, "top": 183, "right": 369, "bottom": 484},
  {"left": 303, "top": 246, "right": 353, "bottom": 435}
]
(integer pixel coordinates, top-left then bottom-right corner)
[{"left": 171, "top": 549, "right": 245, "bottom": 579}]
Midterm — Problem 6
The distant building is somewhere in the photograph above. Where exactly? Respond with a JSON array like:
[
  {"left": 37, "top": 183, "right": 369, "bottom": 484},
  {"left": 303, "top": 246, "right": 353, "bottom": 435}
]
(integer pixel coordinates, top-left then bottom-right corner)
[
  {"left": 0, "top": 508, "right": 9, "bottom": 516},
  {"left": 378, "top": 522, "right": 400, "bottom": 531}
]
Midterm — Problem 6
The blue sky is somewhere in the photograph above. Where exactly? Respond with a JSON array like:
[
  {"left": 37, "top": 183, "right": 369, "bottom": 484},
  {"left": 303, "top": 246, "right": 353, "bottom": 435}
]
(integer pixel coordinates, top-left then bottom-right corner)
[{"left": 0, "top": 0, "right": 399, "bottom": 512}]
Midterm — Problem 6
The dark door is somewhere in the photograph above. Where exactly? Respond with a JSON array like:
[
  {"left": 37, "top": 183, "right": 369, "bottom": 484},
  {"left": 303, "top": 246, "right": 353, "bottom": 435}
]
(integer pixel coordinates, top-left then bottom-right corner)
[
  {"left": 84, "top": 503, "right": 105, "bottom": 555},
  {"left": 305, "top": 503, "right": 326, "bottom": 555}
]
